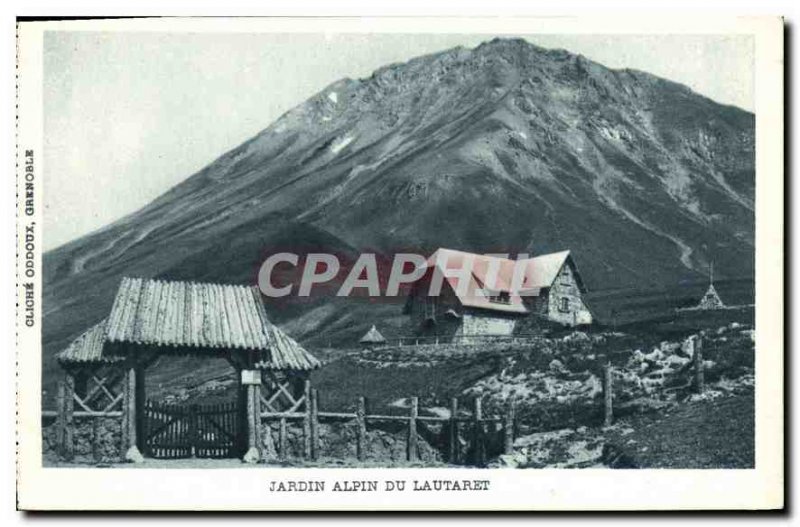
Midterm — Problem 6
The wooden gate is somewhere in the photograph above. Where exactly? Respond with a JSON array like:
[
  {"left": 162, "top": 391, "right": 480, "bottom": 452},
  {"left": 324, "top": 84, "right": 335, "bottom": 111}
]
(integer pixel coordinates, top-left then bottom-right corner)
[{"left": 143, "top": 401, "right": 239, "bottom": 459}]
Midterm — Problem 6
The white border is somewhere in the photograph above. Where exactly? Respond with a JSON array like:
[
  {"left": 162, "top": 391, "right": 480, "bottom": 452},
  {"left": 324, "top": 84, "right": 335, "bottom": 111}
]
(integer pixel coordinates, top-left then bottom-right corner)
[{"left": 15, "top": 15, "right": 784, "bottom": 511}]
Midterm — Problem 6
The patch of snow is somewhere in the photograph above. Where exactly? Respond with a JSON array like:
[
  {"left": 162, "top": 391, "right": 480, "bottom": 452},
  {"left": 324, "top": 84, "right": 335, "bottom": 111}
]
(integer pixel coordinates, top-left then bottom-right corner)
[
  {"left": 328, "top": 92, "right": 338, "bottom": 104},
  {"left": 330, "top": 135, "right": 354, "bottom": 154}
]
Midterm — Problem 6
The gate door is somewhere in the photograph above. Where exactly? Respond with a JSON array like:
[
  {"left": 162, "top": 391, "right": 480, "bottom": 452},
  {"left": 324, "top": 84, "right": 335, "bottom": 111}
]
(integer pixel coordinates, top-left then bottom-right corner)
[{"left": 143, "top": 401, "right": 239, "bottom": 459}]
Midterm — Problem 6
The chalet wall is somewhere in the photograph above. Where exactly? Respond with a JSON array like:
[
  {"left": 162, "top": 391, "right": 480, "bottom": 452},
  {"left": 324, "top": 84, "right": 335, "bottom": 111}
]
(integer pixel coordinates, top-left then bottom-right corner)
[
  {"left": 546, "top": 263, "right": 593, "bottom": 326},
  {"left": 456, "top": 312, "right": 517, "bottom": 339}
]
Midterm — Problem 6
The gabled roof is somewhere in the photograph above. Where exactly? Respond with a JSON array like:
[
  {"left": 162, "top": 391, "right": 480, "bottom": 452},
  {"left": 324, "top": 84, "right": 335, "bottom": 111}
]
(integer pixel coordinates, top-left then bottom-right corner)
[
  {"left": 421, "top": 249, "right": 528, "bottom": 315},
  {"left": 60, "top": 277, "right": 321, "bottom": 370},
  {"left": 57, "top": 319, "right": 123, "bottom": 365},
  {"left": 360, "top": 325, "right": 386, "bottom": 344},
  {"left": 518, "top": 250, "right": 574, "bottom": 291},
  {"left": 107, "top": 277, "right": 276, "bottom": 350}
]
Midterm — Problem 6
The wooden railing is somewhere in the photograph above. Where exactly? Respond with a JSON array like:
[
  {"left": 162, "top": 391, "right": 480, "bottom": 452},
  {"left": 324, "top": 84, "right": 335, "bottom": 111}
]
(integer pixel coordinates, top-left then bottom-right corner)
[
  {"left": 374, "top": 333, "right": 550, "bottom": 348},
  {"left": 260, "top": 392, "right": 515, "bottom": 465}
]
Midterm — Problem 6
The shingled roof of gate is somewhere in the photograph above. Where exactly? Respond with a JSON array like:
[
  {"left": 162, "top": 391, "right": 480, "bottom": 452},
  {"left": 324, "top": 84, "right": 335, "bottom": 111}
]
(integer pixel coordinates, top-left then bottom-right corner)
[
  {"left": 56, "top": 318, "right": 123, "bottom": 364},
  {"left": 59, "top": 277, "right": 320, "bottom": 371}
]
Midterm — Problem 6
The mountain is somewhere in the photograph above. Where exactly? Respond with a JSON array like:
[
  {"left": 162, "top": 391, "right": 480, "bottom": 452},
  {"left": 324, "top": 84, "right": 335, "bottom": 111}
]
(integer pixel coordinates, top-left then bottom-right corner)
[{"left": 42, "top": 38, "right": 754, "bottom": 397}]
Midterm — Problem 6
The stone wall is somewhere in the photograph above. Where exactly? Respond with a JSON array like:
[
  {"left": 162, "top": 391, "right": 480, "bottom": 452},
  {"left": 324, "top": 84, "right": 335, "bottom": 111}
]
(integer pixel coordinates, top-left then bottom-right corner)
[
  {"left": 546, "top": 263, "right": 592, "bottom": 326},
  {"left": 42, "top": 417, "right": 123, "bottom": 465},
  {"left": 456, "top": 312, "right": 517, "bottom": 340}
]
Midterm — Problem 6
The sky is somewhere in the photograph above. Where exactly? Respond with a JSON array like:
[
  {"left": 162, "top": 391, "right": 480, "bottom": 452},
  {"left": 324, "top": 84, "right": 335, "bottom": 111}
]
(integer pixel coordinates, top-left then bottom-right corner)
[{"left": 43, "top": 32, "right": 754, "bottom": 250}]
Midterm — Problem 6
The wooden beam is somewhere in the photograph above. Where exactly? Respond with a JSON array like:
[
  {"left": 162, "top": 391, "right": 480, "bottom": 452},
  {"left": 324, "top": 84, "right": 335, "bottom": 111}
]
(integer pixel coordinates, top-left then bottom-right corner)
[
  {"left": 55, "top": 374, "right": 65, "bottom": 459},
  {"left": 279, "top": 417, "right": 288, "bottom": 459},
  {"left": 504, "top": 402, "right": 515, "bottom": 455},
  {"left": 449, "top": 397, "right": 459, "bottom": 464},
  {"left": 63, "top": 372, "right": 75, "bottom": 461},
  {"left": 123, "top": 362, "right": 143, "bottom": 462},
  {"left": 407, "top": 397, "right": 419, "bottom": 462},
  {"left": 694, "top": 337, "right": 705, "bottom": 393},
  {"left": 310, "top": 389, "right": 320, "bottom": 460},
  {"left": 135, "top": 364, "right": 146, "bottom": 451},
  {"left": 243, "top": 383, "right": 260, "bottom": 463},
  {"left": 603, "top": 363, "right": 613, "bottom": 427},
  {"left": 472, "top": 397, "right": 484, "bottom": 466},
  {"left": 303, "top": 379, "right": 311, "bottom": 459},
  {"left": 355, "top": 397, "right": 366, "bottom": 461}
]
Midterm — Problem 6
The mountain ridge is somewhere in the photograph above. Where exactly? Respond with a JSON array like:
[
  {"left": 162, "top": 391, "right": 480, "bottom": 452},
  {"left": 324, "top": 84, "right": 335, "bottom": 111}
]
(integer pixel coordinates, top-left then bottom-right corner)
[{"left": 42, "top": 37, "right": 754, "bottom": 396}]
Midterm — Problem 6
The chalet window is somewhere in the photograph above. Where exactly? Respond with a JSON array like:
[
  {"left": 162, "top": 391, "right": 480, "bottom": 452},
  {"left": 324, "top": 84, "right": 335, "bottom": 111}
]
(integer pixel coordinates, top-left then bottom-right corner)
[{"left": 559, "top": 297, "right": 570, "bottom": 312}]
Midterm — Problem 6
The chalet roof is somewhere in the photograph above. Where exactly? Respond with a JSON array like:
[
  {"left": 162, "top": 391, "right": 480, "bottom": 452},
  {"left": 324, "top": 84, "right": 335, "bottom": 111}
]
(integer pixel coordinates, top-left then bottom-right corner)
[
  {"left": 422, "top": 249, "right": 528, "bottom": 315},
  {"left": 57, "top": 319, "right": 123, "bottom": 365},
  {"left": 58, "top": 277, "right": 320, "bottom": 370},
  {"left": 518, "top": 250, "right": 573, "bottom": 291},
  {"left": 360, "top": 325, "right": 386, "bottom": 344}
]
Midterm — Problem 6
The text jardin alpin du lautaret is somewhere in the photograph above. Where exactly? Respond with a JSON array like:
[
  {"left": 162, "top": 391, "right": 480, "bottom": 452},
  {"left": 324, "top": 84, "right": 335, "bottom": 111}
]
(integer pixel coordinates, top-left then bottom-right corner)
[{"left": 269, "top": 479, "right": 491, "bottom": 493}]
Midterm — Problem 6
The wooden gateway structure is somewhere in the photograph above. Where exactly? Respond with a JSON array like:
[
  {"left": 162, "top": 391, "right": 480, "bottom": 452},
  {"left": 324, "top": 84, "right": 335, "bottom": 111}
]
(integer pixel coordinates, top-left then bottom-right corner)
[{"left": 55, "top": 277, "right": 320, "bottom": 463}]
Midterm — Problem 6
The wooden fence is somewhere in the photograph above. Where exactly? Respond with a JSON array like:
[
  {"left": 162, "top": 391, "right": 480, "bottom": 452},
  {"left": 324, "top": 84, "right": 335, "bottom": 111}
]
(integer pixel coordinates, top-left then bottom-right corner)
[
  {"left": 260, "top": 391, "right": 516, "bottom": 465},
  {"left": 380, "top": 333, "right": 549, "bottom": 348},
  {"left": 45, "top": 337, "right": 709, "bottom": 463},
  {"left": 601, "top": 336, "right": 708, "bottom": 426}
]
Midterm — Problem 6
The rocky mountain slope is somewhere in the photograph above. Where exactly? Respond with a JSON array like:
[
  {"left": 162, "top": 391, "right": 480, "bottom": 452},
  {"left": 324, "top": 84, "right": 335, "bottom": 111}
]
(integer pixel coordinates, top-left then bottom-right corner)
[{"left": 42, "top": 38, "right": 754, "bottom": 398}]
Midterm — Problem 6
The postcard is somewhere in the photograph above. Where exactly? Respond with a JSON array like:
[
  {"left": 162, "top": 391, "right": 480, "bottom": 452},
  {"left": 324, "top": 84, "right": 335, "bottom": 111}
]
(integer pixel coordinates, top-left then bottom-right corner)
[{"left": 16, "top": 16, "right": 783, "bottom": 510}]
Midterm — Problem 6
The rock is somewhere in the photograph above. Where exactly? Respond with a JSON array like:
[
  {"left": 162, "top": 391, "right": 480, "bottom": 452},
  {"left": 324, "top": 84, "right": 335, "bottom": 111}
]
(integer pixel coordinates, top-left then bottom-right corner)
[
  {"left": 563, "top": 331, "right": 590, "bottom": 343},
  {"left": 548, "top": 359, "right": 565, "bottom": 373},
  {"left": 124, "top": 446, "right": 144, "bottom": 463},
  {"left": 602, "top": 443, "right": 638, "bottom": 468},
  {"left": 644, "top": 348, "right": 665, "bottom": 362},
  {"left": 242, "top": 447, "right": 260, "bottom": 464},
  {"left": 496, "top": 452, "right": 527, "bottom": 468}
]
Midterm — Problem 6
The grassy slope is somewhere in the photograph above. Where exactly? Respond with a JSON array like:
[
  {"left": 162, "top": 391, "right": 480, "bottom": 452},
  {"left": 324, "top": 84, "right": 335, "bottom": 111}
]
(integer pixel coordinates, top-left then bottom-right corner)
[{"left": 608, "top": 390, "right": 754, "bottom": 468}]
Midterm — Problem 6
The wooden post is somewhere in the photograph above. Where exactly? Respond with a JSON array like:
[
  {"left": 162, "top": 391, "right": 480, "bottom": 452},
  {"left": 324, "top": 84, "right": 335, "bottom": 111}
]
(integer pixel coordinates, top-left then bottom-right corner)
[
  {"left": 58, "top": 371, "right": 75, "bottom": 461},
  {"left": 243, "top": 383, "right": 260, "bottom": 463},
  {"left": 188, "top": 404, "right": 197, "bottom": 458},
  {"left": 55, "top": 375, "right": 65, "bottom": 458},
  {"left": 407, "top": 396, "right": 418, "bottom": 462},
  {"left": 694, "top": 336, "right": 705, "bottom": 393},
  {"left": 302, "top": 379, "right": 312, "bottom": 459},
  {"left": 123, "top": 364, "right": 143, "bottom": 461},
  {"left": 472, "top": 397, "right": 484, "bottom": 466},
  {"left": 135, "top": 365, "right": 146, "bottom": 452},
  {"left": 603, "top": 363, "right": 613, "bottom": 427},
  {"left": 279, "top": 417, "right": 287, "bottom": 459},
  {"left": 120, "top": 367, "right": 130, "bottom": 461},
  {"left": 448, "top": 397, "right": 459, "bottom": 464},
  {"left": 504, "top": 402, "right": 515, "bottom": 455},
  {"left": 92, "top": 416, "right": 101, "bottom": 463},
  {"left": 64, "top": 373, "right": 75, "bottom": 461},
  {"left": 355, "top": 397, "right": 367, "bottom": 461},
  {"left": 310, "top": 389, "right": 320, "bottom": 460},
  {"left": 253, "top": 383, "right": 262, "bottom": 454}
]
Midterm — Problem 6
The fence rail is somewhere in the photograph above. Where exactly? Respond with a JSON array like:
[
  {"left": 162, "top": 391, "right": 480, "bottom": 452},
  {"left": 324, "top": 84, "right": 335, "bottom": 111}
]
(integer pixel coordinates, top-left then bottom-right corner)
[
  {"left": 260, "top": 393, "right": 514, "bottom": 465},
  {"left": 373, "top": 333, "right": 551, "bottom": 348}
]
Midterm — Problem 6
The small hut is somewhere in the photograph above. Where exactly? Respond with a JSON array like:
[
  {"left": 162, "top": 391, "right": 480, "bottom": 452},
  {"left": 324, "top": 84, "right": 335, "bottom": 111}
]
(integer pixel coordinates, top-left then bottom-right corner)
[
  {"left": 697, "top": 283, "right": 725, "bottom": 309},
  {"left": 696, "top": 263, "right": 725, "bottom": 310},
  {"left": 54, "top": 277, "right": 320, "bottom": 464},
  {"left": 359, "top": 325, "right": 386, "bottom": 347}
]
